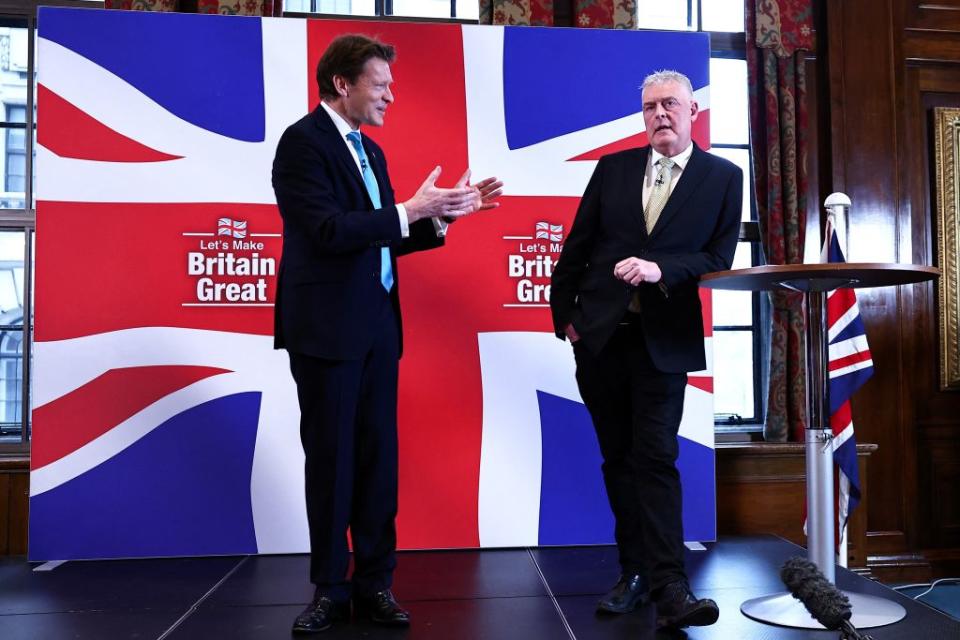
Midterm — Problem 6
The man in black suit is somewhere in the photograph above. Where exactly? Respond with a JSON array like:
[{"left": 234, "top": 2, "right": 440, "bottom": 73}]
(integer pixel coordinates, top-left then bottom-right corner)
[
  {"left": 272, "top": 34, "right": 501, "bottom": 634},
  {"left": 550, "top": 70, "right": 742, "bottom": 630}
]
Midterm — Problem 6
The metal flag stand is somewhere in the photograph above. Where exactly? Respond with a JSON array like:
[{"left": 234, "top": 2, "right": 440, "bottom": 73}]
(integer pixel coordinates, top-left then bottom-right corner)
[{"left": 702, "top": 194, "right": 931, "bottom": 630}]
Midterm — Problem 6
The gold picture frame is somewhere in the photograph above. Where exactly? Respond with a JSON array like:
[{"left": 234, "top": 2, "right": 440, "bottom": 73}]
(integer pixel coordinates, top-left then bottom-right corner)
[{"left": 934, "top": 107, "right": 960, "bottom": 390}]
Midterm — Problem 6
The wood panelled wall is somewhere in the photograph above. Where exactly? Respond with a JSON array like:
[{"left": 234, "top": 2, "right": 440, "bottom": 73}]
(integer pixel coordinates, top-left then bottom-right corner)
[
  {"left": 0, "top": 459, "right": 28, "bottom": 556},
  {"left": 815, "top": 0, "right": 960, "bottom": 579}
]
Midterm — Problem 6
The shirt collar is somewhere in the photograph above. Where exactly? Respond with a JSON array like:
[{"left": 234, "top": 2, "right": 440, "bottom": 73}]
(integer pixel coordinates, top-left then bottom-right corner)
[
  {"left": 321, "top": 101, "right": 359, "bottom": 141},
  {"left": 650, "top": 142, "right": 694, "bottom": 170}
]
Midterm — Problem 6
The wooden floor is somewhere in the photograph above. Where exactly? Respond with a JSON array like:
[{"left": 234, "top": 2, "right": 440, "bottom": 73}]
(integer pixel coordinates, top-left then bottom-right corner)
[{"left": 0, "top": 536, "right": 957, "bottom": 639}]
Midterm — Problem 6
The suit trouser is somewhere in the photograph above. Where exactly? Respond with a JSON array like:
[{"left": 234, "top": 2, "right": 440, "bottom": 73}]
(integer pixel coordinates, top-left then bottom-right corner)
[
  {"left": 572, "top": 322, "right": 688, "bottom": 591},
  {"left": 288, "top": 304, "right": 400, "bottom": 603}
]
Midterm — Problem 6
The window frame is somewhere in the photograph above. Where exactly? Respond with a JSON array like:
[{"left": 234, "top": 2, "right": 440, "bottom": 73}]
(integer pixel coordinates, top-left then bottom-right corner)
[
  {"left": 0, "top": 9, "right": 35, "bottom": 456},
  {"left": 0, "top": 218, "right": 33, "bottom": 456},
  {"left": 0, "top": 0, "right": 99, "bottom": 455},
  {"left": 5, "top": 105, "right": 27, "bottom": 198},
  {"left": 693, "top": 6, "right": 766, "bottom": 434},
  {"left": 283, "top": 0, "right": 475, "bottom": 21}
]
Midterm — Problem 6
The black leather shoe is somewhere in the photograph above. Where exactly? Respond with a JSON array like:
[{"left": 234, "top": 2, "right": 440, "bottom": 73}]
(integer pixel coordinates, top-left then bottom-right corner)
[
  {"left": 354, "top": 589, "right": 411, "bottom": 627},
  {"left": 292, "top": 596, "right": 349, "bottom": 634},
  {"left": 596, "top": 574, "right": 649, "bottom": 614},
  {"left": 654, "top": 581, "right": 719, "bottom": 628}
]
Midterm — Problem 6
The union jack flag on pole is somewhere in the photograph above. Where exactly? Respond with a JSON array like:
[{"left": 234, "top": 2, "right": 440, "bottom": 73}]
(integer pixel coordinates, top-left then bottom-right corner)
[{"left": 821, "top": 217, "right": 874, "bottom": 546}]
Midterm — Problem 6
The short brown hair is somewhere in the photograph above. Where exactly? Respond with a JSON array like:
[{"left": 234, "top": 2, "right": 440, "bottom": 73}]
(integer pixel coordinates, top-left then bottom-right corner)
[{"left": 316, "top": 34, "right": 396, "bottom": 101}]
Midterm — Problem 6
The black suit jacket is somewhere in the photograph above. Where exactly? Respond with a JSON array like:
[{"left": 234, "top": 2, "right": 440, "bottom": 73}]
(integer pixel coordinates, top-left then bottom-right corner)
[
  {"left": 272, "top": 106, "right": 443, "bottom": 360},
  {"left": 550, "top": 143, "right": 742, "bottom": 373}
]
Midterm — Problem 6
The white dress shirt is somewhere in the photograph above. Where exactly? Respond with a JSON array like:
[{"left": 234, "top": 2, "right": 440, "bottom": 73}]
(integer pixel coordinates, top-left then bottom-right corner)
[
  {"left": 321, "top": 101, "right": 448, "bottom": 238},
  {"left": 642, "top": 142, "right": 694, "bottom": 210}
]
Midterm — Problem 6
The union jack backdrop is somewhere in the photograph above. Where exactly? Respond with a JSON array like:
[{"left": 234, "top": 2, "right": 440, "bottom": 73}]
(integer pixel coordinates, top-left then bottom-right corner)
[{"left": 32, "top": 8, "right": 716, "bottom": 559}]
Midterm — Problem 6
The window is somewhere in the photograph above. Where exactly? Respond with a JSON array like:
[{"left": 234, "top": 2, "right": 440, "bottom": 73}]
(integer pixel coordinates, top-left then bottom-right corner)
[
  {"left": 0, "top": 228, "right": 29, "bottom": 448},
  {"left": 6, "top": 106, "right": 26, "bottom": 200},
  {"left": 1, "top": 22, "right": 29, "bottom": 211},
  {"left": 636, "top": 1, "right": 764, "bottom": 432},
  {"left": 285, "top": 0, "right": 376, "bottom": 16},
  {"left": 637, "top": 0, "right": 746, "bottom": 32},
  {"left": 285, "top": 0, "right": 478, "bottom": 20},
  {"left": 0, "top": 10, "right": 41, "bottom": 455}
]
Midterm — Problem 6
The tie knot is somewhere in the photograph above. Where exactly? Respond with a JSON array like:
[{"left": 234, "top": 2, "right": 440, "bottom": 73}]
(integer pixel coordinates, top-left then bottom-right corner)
[
  {"left": 346, "top": 131, "right": 363, "bottom": 149},
  {"left": 658, "top": 157, "right": 675, "bottom": 170}
]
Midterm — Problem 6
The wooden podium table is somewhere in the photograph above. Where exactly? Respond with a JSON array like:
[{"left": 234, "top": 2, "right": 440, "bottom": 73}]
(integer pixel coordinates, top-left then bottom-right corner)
[{"left": 701, "top": 263, "right": 939, "bottom": 630}]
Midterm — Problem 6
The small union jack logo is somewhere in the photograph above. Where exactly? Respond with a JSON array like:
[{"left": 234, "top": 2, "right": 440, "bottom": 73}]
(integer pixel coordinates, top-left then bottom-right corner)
[
  {"left": 217, "top": 218, "right": 247, "bottom": 239},
  {"left": 535, "top": 221, "right": 563, "bottom": 242}
]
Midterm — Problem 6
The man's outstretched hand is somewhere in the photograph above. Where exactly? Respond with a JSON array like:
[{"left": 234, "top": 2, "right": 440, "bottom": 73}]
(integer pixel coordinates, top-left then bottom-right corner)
[
  {"left": 456, "top": 170, "right": 503, "bottom": 213},
  {"left": 403, "top": 166, "right": 481, "bottom": 223}
]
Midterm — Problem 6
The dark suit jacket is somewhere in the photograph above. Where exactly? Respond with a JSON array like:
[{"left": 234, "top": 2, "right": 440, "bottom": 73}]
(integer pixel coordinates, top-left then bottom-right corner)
[
  {"left": 272, "top": 106, "right": 443, "bottom": 361},
  {"left": 550, "top": 143, "right": 742, "bottom": 373}
]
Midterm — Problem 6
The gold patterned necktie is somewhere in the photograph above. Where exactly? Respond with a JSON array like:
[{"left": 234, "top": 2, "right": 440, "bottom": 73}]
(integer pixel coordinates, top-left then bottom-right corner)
[
  {"left": 645, "top": 157, "right": 675, "bottom": 234},
  {"left": 627, "top": 157, "right": 676, "bottom": 314}
]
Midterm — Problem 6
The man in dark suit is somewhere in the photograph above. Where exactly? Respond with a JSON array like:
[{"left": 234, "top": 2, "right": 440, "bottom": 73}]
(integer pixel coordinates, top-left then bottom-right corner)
[
  {"left": 550, "top": 70, "right": 742, "bottom": 630},
  {"left": 272, "top": 34, "right": 501, "bottom": 634}
]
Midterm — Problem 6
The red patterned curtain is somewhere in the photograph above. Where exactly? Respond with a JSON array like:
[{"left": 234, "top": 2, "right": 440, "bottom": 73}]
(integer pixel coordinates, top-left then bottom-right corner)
[
  {"left": 106, "top": 0, "right": 278, "bottom": 16},
  {"left": 746, "top": 0, "right": 813, "bottom": 442},
  {"left": 196, "top": 0, "right": 277, "bottom": 15},
  {"left": 573, "top": 0, "right": 635, "bottom": 28},
  {"left": 479, "top": 0, "right": 554, "bottom": 25},
  {"left": 479, "top": 0, "right": 637, "bottom": 27},
  {"left": 106, "top": 0, "right": 179, "bottom": 9}
]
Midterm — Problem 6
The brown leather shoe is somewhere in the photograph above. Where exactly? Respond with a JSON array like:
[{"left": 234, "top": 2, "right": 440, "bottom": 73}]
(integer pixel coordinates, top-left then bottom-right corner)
[
  {"left": 654, "top": 581, "right": 719, "bottom": 628},
  {"left": 353, "top": 589, "right": 411, "bottom": 627},
  {"left": 292, "top": 595, "right": 349, "bottom": 634},
  {"left": 596, "top": 574, "right": 649, "bottom": 614}
]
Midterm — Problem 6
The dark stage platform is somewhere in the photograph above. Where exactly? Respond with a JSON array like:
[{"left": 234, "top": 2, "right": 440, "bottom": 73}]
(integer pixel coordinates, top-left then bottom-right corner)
[{"left": 1, "top": 536, "right": 957, "bottom": 639}]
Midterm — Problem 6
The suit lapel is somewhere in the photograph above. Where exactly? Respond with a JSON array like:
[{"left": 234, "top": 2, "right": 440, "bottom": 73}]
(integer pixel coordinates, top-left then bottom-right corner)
[
  {"left": 626, "top": 147, "right": 650, "bottom": 234},
  {"left": 648, "top": 143, "right": 710, "bottom": 239},
  {"left": 312, "top": 107, "right": 366, "bottom": 193}
]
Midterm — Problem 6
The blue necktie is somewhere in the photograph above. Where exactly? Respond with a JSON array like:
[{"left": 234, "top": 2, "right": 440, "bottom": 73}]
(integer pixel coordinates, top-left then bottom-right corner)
[{"left": 346, "top": 131, "right": 394, "bottom": 292}]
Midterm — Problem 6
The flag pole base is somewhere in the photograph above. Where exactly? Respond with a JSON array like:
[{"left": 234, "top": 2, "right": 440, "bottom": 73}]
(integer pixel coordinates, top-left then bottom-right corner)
[{"left": 741, "top": 591, "right": 906, "bottom": 629}]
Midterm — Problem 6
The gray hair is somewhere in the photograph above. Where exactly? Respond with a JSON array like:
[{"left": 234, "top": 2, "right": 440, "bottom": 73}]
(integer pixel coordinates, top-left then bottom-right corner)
[{"left": 640, "top": 70, "right": 694, "bottom": 97}]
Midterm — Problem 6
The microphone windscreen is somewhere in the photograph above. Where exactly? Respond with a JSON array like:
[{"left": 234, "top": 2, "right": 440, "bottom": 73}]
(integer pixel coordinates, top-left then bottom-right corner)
[{"left": 780, "top": 557, "right": 852, "bottom": 630}]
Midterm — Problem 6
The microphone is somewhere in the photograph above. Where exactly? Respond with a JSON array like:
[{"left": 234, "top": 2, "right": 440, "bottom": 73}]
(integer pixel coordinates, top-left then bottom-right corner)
[
  {"left": 781, "top": 557, "right": 874, "bottom": 640},
  {"left": 360, "top": 158, "right": 368, "bottom": 171},
  {"left": 654, "top": 175, "right": 665, "bottom": 187}
]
